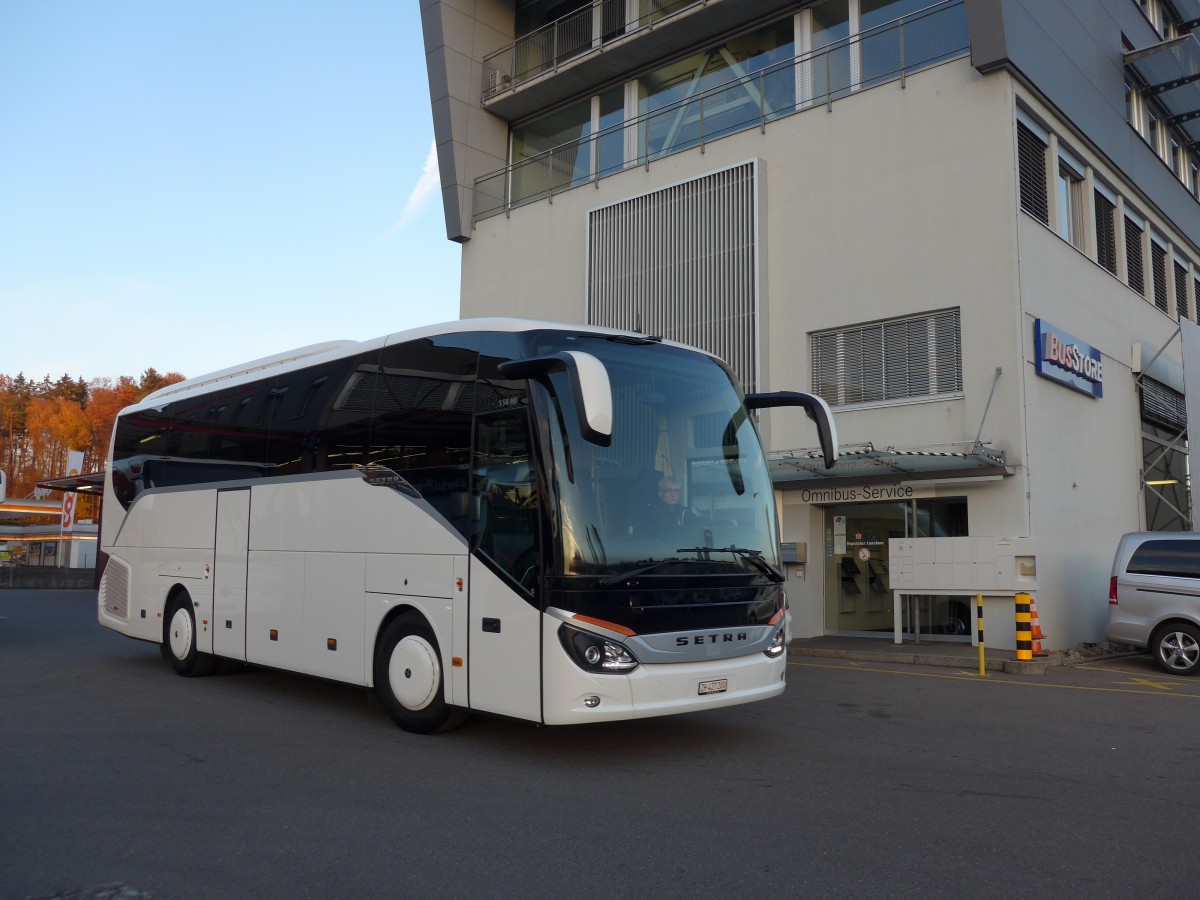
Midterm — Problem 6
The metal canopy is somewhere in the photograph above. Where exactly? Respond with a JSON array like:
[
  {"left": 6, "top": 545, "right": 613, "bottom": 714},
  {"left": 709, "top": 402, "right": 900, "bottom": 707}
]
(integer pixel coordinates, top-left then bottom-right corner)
[
  {"left": 1125, "top": 34, "right": 1200, "bottom": 143},
  {"left": 767, "top": 443, "right": 1012, "bottom": 488}
]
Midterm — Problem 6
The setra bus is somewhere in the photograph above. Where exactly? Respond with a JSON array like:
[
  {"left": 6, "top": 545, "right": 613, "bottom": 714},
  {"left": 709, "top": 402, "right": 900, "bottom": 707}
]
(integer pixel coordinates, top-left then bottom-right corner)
[{"left": 97, "top": 319, "right": 837, "bottom": 732}]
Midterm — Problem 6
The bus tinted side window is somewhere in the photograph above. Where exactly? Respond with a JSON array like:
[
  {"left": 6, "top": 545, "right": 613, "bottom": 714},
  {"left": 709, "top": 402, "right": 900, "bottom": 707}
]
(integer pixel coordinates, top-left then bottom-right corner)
[
  {"left": 264, "top": 350, "right": 381, "bottom": 474},
  {"left": 371, "top": 336, "right": 479, "bottom": 537},
  {"left": 205, "top": 383, "right": 271, "bottom": 467}
]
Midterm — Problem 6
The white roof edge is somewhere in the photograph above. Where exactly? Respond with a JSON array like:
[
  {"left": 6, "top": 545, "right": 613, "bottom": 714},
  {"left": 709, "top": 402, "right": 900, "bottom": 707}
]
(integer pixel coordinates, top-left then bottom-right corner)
[
  {"left": 141, "top": 340, "right": 360, "bottom": 404},
  {"left": 131, "top": 317, "right": 706, "bottom": 412}
]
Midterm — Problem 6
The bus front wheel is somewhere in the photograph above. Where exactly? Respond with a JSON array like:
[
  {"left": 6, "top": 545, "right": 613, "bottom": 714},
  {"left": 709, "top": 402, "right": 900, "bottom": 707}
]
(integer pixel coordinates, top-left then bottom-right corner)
[
  {"left": 161, "top": 591, "right": 216, "bottom": 677},
  {"left": 374, "top": 612, "right": 464, "bottom": 734}
]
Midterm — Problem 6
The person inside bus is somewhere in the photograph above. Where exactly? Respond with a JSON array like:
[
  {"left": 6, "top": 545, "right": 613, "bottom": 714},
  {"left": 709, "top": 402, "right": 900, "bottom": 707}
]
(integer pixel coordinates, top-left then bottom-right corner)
[{"left": 643, "top": 477, "right": 701, "bottom": 530}]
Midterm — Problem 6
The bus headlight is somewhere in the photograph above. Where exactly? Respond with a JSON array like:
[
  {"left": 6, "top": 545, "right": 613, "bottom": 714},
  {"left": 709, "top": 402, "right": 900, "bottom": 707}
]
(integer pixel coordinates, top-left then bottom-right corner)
[
  {"left": 559, "top": 625, "right": 639, "bottom": 673},
  {"left": 764, "top": 627, "right": 786, "bottom": 659}
]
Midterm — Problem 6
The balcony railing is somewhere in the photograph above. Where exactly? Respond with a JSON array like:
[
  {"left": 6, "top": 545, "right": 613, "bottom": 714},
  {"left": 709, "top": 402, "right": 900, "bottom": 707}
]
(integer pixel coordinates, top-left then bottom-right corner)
[
  {"left": 483, "top": 0, "right": 704, "bottom": 98},
  {"left": 474, "top": 0, "right": 968, "bottom": 223}
]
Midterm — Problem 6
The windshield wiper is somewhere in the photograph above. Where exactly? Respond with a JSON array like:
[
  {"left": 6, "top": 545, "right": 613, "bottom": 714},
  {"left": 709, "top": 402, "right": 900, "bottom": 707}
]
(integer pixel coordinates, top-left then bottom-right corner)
[
  {"left": 599, "top": 547, "right": 783, "bottom": 586},
  {"left": 676, "top": 545, "right": 785, "bottom": 582}
]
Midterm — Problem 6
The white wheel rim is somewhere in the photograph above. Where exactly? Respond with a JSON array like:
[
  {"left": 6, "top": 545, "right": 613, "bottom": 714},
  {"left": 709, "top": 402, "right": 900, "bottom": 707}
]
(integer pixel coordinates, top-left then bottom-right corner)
[
  {"left": 168, "top": 607, "right": 192, "bottom": 661},
  {"left": 389, "top": 635, "right": 440, "bottom": 711}
]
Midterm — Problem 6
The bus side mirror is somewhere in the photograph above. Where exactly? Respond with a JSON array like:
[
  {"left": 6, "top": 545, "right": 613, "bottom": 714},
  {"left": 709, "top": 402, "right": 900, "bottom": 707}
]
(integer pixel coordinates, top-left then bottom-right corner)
[
  {"left": 498, "top": 351, "right": 613, "bottom": 446},
  {"left": 744, "top": 391, "right": 839, "bottom": 470},
  {"left": 0, "top": 471, "right": 5, "bottom": 503}
]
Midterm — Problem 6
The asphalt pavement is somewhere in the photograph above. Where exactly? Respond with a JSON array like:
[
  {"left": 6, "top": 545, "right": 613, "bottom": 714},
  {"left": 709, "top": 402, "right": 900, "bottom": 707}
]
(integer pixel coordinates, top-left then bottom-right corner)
[{"left": 4, "top": 589, "right": 1200, "bottom": 900}]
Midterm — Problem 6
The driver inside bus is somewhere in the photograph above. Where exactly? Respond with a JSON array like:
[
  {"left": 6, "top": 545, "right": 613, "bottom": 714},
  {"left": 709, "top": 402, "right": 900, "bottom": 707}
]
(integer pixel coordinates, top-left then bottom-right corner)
[{"left": 643, "top": 477, "right": 702, "bottom": 530}]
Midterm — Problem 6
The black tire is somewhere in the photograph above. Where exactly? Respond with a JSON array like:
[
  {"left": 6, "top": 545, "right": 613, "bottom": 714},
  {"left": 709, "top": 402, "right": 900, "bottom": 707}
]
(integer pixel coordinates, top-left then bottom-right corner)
[
  {"left": 161, "top": 591, "right": 217, "bottom": 677},
  {"left": 1152, "top": 622, "right": 1200, "bottom": 676},
  {"left": 374, "top": 611, "right": 464, "bottom": 734}
]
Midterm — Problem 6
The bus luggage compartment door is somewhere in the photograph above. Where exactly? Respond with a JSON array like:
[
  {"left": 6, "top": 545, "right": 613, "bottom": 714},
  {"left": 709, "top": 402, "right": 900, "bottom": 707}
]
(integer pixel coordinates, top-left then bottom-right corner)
[
  {"left": 212, "top": 487, "right": 250, "bottom": 659},
  {"left": 467, "top": 559, "right": 542, "bottom": 723}
]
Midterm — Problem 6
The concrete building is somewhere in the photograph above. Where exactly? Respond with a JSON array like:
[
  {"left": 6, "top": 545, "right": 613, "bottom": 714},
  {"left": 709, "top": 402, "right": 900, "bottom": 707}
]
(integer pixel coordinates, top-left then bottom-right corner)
[{"left": 421, "top": 0, "right": 1200, "bottom": 649}]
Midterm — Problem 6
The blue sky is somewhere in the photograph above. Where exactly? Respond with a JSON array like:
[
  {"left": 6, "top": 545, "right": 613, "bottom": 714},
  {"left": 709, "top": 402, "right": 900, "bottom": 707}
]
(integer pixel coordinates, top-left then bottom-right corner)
[{"left": 0, "top": 1, "right": 462, "bottom": 383}]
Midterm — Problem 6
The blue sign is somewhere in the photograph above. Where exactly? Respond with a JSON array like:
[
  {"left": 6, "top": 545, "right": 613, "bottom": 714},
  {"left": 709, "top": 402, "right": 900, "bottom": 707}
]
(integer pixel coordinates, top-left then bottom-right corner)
[{"left": 1034, "top": 319, "right": 1103, "bottom": 398}]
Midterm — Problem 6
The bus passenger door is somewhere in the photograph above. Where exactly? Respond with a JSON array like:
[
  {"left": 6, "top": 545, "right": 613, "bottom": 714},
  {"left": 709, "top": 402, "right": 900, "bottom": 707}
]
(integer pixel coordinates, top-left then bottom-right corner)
[
  {"left": 468, "top": 409, "right": 542, "bottom": 723},
  {"left": 212, "top": 487, "right": 250, "bottom": 660}
]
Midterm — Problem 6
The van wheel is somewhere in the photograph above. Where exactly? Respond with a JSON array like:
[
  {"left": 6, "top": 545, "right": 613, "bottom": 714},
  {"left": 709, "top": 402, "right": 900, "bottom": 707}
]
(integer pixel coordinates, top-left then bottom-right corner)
[
  {"left": 161, "top": 591, "right": 216, "bottom": 677},
  {"left": 1152, "top": 622, "right": 1200, "bottom": 676},
  {"left": 374, "top": 612, "right": 465, "bottom": 734}
]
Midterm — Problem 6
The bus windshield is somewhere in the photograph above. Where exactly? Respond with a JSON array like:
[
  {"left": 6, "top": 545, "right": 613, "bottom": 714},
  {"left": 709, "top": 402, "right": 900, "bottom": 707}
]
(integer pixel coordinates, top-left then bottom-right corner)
[{"left": 528, "top": 334, "right": 780, "bottom": 581}]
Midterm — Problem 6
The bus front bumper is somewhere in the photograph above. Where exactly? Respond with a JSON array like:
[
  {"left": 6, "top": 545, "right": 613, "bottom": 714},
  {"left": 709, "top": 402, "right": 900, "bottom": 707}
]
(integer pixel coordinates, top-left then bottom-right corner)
[{"left": 542, "top": 650, "right": 787, "bottom": 726}]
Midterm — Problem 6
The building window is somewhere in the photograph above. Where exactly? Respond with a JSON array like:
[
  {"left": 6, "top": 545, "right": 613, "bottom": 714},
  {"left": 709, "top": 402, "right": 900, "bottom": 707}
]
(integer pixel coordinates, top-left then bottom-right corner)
[
  {"left": 1017, "top": 122, "right": 1049, "bottom": 225},
  {"left": 811, "top": 309, "right": 963, "bottom": 408},
  {"left": 1126, "top": 214, "right": 1146, "bottom": 295},
  {"left": 1151, "top": 238, "right": 1169, "bottom": 313},
  {"left": 1146, "top": 108, "right": 1162, "bottom": 157},
  {"left": 1057, "top": 161, "right": 1085, "bottom": 249},
  {"left": 1095, "top": 189, "right": 1118, "bottom": 275}
]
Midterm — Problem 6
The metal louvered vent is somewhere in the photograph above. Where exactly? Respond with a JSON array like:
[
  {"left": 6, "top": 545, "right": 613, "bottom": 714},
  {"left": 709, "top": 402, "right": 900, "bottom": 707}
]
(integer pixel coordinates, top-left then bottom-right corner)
[
  {"left": 1095, "top": 192, "right": 1117, "bottom": 276},
  {"left": 1142, "top": 378, "right": 1187, "bottom": 432},
  {"left": 1126, "top": 217, "right": 1145, "bottom": 295},
  {"left": 810, "top": 309, "right": 963, "bottom": 407},
  {"left": 586, "top": 162, "right": 758, "bottom": 392},
  {"left": 1017, "top": 123, "right": 1049, "bottom": 225},
  {"left": 100, "top": 558, "right": 130, "bottom": 621},
  {"left": 1147, "top": 243, "right": 1166, "bottom": 316},
  {"left": 1175, "top": 260, "right": 1189, "bottom": 320},
  {"left": 1152, "top": 242, "right": 1169, "bottom": 313}
]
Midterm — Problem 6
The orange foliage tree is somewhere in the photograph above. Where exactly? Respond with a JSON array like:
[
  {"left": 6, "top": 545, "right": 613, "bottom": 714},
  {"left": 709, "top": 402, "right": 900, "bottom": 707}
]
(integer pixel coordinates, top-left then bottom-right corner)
[{"left": 0, "top": 369, "right": 185, "bottom": 506}]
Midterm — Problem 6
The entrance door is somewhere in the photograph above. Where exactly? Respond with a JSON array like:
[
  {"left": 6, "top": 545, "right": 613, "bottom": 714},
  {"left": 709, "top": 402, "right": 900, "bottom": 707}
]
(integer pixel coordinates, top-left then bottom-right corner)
[
  {"left": 212, "top": 488, "right": 250, "bottom": 659},
  {"left": 467, "top": 409, "right": 542, "bottom": 722},
  {"left": 824, "top": 502, "right": 905, "bottom": 635}
]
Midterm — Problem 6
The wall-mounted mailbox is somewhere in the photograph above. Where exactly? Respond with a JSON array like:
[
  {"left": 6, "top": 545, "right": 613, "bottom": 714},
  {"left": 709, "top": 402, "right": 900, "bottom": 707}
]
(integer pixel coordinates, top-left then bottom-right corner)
[{"left": 780, "top": 542, "right": 807, "bottom": 564}]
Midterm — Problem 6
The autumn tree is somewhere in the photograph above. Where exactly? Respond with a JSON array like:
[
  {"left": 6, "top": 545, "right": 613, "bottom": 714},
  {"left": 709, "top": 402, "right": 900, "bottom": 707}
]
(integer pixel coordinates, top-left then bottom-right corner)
[{"left": 0, "top": 368, "right": 185, "bottom": 501}]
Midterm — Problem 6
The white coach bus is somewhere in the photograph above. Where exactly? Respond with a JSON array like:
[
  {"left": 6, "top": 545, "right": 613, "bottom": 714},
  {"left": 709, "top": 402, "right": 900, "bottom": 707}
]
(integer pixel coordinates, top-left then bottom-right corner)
[{"left": 97, "top": 319, "right": 836, "bottom": 733}]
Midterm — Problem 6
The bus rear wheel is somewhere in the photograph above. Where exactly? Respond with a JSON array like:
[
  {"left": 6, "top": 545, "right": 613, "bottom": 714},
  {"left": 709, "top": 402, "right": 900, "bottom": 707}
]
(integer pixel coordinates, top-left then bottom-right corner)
[
  {"left": 374, "top": 612, "right": 464, "bottom": 734},
  {"left": 161, "top": 591, "right": 216, "bottom": 677}
]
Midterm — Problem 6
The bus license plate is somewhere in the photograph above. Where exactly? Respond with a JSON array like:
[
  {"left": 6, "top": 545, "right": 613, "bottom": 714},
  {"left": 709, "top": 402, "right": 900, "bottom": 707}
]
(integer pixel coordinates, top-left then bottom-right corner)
[{"left": 698, "top": 678, "right": 728, "bottom": 696}]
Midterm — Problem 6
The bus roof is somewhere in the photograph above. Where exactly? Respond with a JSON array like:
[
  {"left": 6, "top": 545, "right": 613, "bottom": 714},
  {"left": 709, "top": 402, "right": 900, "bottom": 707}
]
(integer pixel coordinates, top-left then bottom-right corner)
[{"left": 133, "top": 317, "right": 689, "bottom": 412}]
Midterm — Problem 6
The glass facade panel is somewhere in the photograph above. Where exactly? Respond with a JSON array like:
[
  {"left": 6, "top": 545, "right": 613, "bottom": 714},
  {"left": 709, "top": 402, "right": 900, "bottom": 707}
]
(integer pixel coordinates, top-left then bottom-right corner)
[
  {"left": 597, "top": 87, "right": 625, "bottom": 177},
  {"left": 638, "top": 20, "right": 794, "bottom": 159},
  {"left": 511, "top": 98, "right": 593, "bottom": 204},
  {"left": 860, "top": 0, "right": 933, "bottom": 86},
  {"left": 811, "top": 0, "right": 851, "bottom": 101},
  {"left": 1144, "top": 423, "right": 1190, "bottom": 531}
]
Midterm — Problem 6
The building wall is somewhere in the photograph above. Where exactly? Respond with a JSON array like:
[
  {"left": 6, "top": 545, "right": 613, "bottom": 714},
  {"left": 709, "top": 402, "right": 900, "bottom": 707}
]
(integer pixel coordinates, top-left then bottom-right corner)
[
  {"left": 967, "top": 0, "right": 1200, "bottom": 243},
  {"left": 422, "top": 0, "right": 513, "bottom": 242},
  {"left": 449, "top": 2, "right": 1200, "bottom": 648},
  {"left": 463, "top": 59, "right": 1027, "bottom": 461}
]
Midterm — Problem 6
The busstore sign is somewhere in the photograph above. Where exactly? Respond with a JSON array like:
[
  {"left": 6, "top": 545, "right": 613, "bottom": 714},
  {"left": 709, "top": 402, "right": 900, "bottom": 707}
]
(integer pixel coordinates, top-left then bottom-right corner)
[{"left": 1034, "top": 319, "right": 1103, "bottom": 398}]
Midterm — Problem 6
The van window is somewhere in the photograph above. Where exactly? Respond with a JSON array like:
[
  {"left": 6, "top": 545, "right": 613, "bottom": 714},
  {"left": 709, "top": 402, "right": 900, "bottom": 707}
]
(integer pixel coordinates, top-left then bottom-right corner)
[{"left": 1126, "top": 540, "right": 1200, "bottom": 578}]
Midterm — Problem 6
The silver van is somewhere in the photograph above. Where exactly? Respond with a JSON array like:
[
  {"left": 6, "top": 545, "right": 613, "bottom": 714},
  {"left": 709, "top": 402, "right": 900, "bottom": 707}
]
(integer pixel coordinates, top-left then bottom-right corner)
[{"left": 1106, "top": 532, "right": 1200, "bottom": 676}]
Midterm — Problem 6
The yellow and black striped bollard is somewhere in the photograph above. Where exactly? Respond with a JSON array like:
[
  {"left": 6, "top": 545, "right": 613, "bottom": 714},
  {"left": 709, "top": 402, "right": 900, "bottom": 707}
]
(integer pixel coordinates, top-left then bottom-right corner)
[
  {"left": 1014, "top": 592, "right": 1033, "bottom": 662},
  {"left": 977, "top": 594, "right": 986, "bottom": 676}
]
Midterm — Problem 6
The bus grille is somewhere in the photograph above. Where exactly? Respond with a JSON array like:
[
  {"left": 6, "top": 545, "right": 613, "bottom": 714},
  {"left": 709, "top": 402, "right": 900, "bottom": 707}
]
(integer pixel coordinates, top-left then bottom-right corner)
[{"left": 100, "top": 559, "right": 130, "bottom": 620}]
